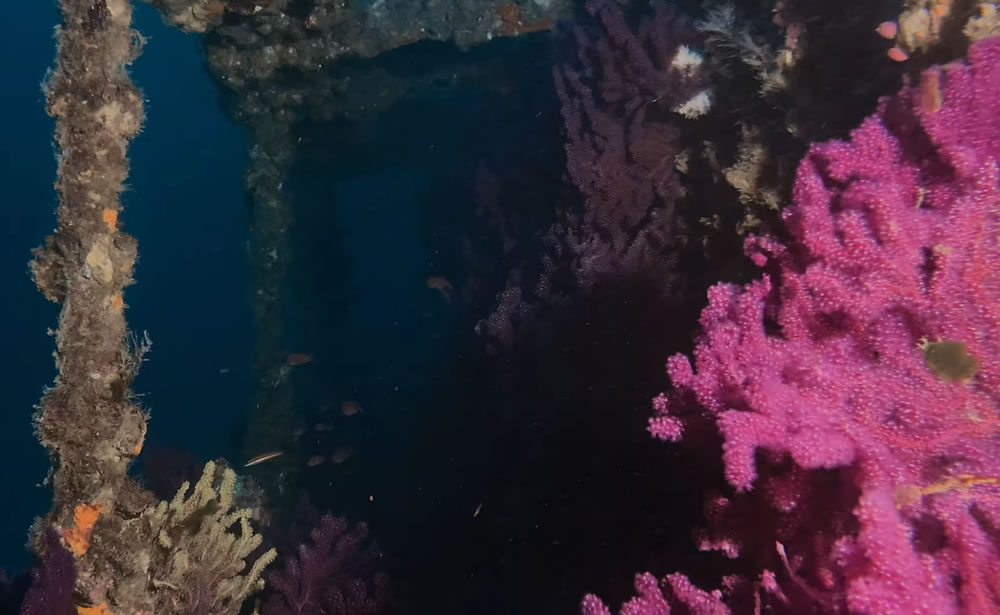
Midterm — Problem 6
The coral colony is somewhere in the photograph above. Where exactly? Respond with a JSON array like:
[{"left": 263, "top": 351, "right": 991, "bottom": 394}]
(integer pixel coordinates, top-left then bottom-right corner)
[
  {"left": 6, "top": 0, "right": 1000, "bottom": 613},
  {"left": 584, "top": 35, "right": 1000, "bottom": 615}
]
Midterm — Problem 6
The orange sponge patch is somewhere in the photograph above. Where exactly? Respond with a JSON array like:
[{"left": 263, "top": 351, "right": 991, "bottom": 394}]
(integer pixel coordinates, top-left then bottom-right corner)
[
  {"left": 62, "top": 502, "right": 106, "bottom": 557},
  {"left": 102, "top": 208, "right": 118, "bottom": 231},
  {"left": 77, "top": 601, "right": 114, "bottom": 615}
]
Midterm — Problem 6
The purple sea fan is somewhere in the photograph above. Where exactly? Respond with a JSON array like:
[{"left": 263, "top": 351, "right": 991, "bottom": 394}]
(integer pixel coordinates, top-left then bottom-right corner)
[
  {"left": 17, "top": 530, "right": 75, "bottom": 615},
  {"left": 641, "top": 37, "right": 1000, "bottom": 614},
  {"left": 478, "top": 0, "right": 704, "bottom": 350},
  {"left": 261, "top": 515, "right": 388, "bottom": 615},
  {"left": 551, "top": 0, "right": 706, "bottom": 291}
]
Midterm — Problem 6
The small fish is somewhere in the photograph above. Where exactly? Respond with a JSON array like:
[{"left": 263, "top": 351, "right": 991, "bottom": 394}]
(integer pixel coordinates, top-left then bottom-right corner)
[
  {"left": 218, "top": 367, "right": 231, "bottom": 374},
  {"left": 306, "top": 455, "right": 325, "bottom": 467},
  {"left": 313, "top": 423, "right": 332, "bottom": 432},
  {"left": 426, "top": 276, "right": 454, "bottom": 302},
  {"left": 473, "top": 502, "right": 483, "bottom": 518},
  {"left": 331, "top": 447, "right": 353, "bottom": 464},
  {"left": 244, "top": 450, "right": 283, "bottom": 467},
  {"left": 285, "top": 353, "right": 314, "bottom": 366},
  {"left": 292, "top": 427, "right": 306, "bottom": 440},
  {"left": 341, "top": 401, "right": 362, "bottom": 416},
  {"left": 875, "top": 20, "right": 897, "bottom": 40},
  {"left": 887, "top": 46, "right": 909, "bottom": 62}
]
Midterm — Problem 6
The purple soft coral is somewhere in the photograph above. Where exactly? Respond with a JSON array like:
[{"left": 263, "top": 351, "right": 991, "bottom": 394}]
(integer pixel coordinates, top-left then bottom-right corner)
[
  {"left": 591, "top": 35, "right": 1000, "bottom": 615},
  {"left": 551, "top": 0, "right": 705, "bottom": 291},
  {"left": 261, "top": 514, "right": 388, "bottom": 615},
  {"left": 17, "top": 530, "right": 75, "bottom": 615},
  {"left": 479, "top": 0, "right": 705, "bottom": 349}
]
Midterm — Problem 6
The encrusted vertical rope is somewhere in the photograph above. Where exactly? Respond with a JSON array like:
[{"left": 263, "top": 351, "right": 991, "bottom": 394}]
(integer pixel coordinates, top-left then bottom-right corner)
[
  {"left": 26, "top": 4, "right": 282, "bottom": 612},
  {"left": 30, "top": 0, "right": 147, "bottom": 586}
]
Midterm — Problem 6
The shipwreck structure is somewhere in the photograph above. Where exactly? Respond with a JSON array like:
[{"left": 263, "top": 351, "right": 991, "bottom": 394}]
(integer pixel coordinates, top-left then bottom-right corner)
[{"left": 27, "top": 0, "right": 568, "bottom": 611}]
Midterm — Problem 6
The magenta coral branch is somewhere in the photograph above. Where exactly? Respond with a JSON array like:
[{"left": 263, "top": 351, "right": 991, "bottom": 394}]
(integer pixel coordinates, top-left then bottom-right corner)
[{"left": 591, "top": 34, "right": 1000, "bottom": 615}]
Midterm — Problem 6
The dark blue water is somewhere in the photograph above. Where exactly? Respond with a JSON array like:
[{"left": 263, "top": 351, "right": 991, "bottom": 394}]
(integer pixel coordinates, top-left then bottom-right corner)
[{"left": 0, "top": 0, "right": 59, "bottom": 577}]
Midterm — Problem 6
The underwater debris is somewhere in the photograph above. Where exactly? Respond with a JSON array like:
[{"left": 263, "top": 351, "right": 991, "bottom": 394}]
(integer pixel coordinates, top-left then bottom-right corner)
[{"left": 920, "top": 338, "right": 981, "bottom": 383}]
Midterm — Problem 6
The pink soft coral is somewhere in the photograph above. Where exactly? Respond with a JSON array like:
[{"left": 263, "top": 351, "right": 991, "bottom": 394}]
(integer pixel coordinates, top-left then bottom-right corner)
[{"left": 592, "top": 36, "right": 1000, "bottom": 615}]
